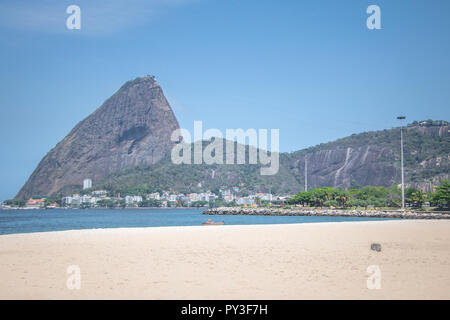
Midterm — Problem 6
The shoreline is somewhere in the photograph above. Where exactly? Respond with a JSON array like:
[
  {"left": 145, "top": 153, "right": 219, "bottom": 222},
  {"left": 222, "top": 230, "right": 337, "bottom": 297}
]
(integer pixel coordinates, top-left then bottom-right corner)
[
  {"left": 0, "top": 206, "right": 204, "bottom": 211},
  {"left": 0, "top": 219, "right": 396, "bottom": 237},
  {"left": 204, "top": 207, "right": 450, "bottom": 219},
  {"left": 0, "top": 220, "right": 449, "bottom": 299},
  {"left": 0, "top": 218, "right": 395, "bottom": 237}
]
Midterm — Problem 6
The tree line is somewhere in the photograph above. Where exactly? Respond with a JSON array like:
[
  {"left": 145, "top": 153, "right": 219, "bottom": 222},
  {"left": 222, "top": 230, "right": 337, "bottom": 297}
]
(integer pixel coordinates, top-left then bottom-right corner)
[{"left": 287, "top": 180, "right": 449, "bottom": 209}]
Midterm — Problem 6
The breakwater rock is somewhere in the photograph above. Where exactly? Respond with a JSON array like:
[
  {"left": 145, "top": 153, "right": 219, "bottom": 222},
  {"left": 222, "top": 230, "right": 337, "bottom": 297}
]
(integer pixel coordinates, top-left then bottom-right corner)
[{"left": 203, "top": 207, "right": 450, "bottom": 219}]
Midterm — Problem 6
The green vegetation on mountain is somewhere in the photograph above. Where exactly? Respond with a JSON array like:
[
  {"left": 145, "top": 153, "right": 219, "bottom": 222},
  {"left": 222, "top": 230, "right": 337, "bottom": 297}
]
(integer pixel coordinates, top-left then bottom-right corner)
[
  {"left": 286, "top": 120, "right": 449, "bottom": 188},
  {"left": 96, "top": 141, "right": 300, "bottom": 196},
  {"left": 11, "top": 120, "right": 447, "bottom": 202},
  {"left": 87, "top": 121, "right": 448, "bottom": 196}
]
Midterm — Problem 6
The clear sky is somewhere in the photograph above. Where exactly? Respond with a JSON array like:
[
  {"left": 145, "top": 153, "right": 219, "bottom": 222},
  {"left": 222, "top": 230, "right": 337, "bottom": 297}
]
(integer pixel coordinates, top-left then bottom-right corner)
[{"left": 0, "top": 0, "right": 449, "bottom": 200}]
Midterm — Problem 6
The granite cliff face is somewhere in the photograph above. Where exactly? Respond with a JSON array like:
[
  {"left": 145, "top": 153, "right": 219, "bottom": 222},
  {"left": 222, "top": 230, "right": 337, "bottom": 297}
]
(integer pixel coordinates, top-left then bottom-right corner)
[
  {"left": 17, "top": 76, "right": 180, "bottom": 199},
  {"left": 287, "top": 122, "right": 449, "bottom": 192},
  {"left": 95, "top": 121, "right": 449, "bottom": 195}
]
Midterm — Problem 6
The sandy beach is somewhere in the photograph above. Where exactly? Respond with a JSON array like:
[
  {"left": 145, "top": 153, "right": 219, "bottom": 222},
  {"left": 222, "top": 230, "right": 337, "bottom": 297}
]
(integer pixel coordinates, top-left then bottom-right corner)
[{"left": 0, "top": 220, "right": 449, "bottom": 299}]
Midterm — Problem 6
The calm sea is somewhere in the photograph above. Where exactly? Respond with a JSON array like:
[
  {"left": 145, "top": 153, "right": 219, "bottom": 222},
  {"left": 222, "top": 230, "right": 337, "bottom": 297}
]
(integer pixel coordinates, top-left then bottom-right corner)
[{"left": 0, "top": 208, "right": 392, "bottom": 235}]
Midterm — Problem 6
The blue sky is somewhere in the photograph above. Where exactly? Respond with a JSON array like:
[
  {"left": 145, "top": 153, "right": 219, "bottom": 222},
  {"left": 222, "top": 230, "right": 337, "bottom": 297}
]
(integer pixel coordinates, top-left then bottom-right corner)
[{"left": 0, "top": 0, "right": 449, "bottom": 200}]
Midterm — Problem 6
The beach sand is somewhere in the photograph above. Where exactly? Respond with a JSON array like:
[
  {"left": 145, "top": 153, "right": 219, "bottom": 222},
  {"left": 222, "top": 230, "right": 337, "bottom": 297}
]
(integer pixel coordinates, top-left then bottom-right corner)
[{"left": 0, "top": 220, "right": 449, "bottom": 299}]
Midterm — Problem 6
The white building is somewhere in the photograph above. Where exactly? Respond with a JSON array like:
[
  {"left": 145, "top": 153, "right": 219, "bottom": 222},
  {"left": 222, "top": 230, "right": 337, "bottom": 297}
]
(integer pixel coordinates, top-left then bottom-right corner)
[
  {"left": 62, "top": 196, "right": 73, "bottom": 206},
  {"left": 223, "top": 193, "right": 235, "bottom": 202},
  {"left": 259, "top": 193, "right": 273, "bottom": 201},
  {"left": 188, "top": 193, "right": 198, "bottom": 202},
  {"left": 125, "top": 195, "right": 143, "bottom": 204},
  {"left": 179, "top": 195, "right": 191, "bottom": 204},
  {"left": 81, "top": 195, "right": 91, "bottom": 203},
  {"left": 198, "top": 193, "right": 210, "bottom": 202},
  {"left": 81, "top": 195, "right": 98, "bottom": 205},
  {"left": 92, "top": 190, "right": 107, "bottom": 196},
  {"left": 161, "top": 192, "right": 170, "bottom": 201},
  {"left": 236, "top": 197, "right": 255, "bottom": 206},
  {"left": 83, "top": 179, "right": 92, "bottom": 190},
  {"left": 148, "top": 193, "right": 160, "bottom": 200},
  {"left": 71, "top": 194, "right": 82, "bottom": 206}
]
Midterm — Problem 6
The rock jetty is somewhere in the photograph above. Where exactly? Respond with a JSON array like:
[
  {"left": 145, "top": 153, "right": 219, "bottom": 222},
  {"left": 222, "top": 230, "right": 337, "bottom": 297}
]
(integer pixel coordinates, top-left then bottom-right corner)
[{"left": 203, "top": 207, "right": 450, "bottom": 219}]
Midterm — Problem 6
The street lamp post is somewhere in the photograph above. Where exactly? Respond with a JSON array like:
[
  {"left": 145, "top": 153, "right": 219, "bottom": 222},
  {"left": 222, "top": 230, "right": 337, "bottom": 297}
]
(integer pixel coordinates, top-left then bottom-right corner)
[
  {"left": 305, "top": 155, "right": 308, "bottom": 192},
  {"left": 397, "top": 116, "right": 406, "bottom": 210}
]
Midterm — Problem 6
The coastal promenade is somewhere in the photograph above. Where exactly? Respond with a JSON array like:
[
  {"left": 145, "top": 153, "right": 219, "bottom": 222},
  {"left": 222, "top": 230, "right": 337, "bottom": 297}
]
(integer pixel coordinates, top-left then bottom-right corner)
[{"left": 204, "top": 207, "right": 450, "bottom": 219}]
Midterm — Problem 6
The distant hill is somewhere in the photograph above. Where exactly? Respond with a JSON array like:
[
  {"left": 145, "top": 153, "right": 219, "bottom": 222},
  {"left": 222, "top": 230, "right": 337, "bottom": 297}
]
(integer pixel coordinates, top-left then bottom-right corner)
[
  {"left": 285, "top": 119, "right": 449, "bottom": 193},
  {"left": 93, "top": 141, "right": 302, "bottom": 196},
  {"left": 91, "top": 120, "right": 449, "bottom": 196},
  {"left": 16, "top": 74, "right": 449, "bottom": 198}
]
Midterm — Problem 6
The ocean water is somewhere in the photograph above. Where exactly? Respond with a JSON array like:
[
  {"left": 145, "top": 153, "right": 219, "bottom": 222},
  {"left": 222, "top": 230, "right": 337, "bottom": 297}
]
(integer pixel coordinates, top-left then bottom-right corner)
[{"left": 0, "top": 208, "right": 393, "bottom": 235}]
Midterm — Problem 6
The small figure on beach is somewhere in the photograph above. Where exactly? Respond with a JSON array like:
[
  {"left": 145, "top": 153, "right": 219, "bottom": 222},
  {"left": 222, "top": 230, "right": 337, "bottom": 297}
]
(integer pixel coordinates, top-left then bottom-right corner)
[{"left": 202, "top": 219, "right": 225, "bottom": 226}]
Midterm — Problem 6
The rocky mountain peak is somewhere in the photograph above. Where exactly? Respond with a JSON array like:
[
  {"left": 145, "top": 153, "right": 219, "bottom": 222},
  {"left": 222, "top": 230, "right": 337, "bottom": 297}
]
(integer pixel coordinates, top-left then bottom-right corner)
[{"left": 16, "top": 75, "right": 180, "bottom": 199}]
